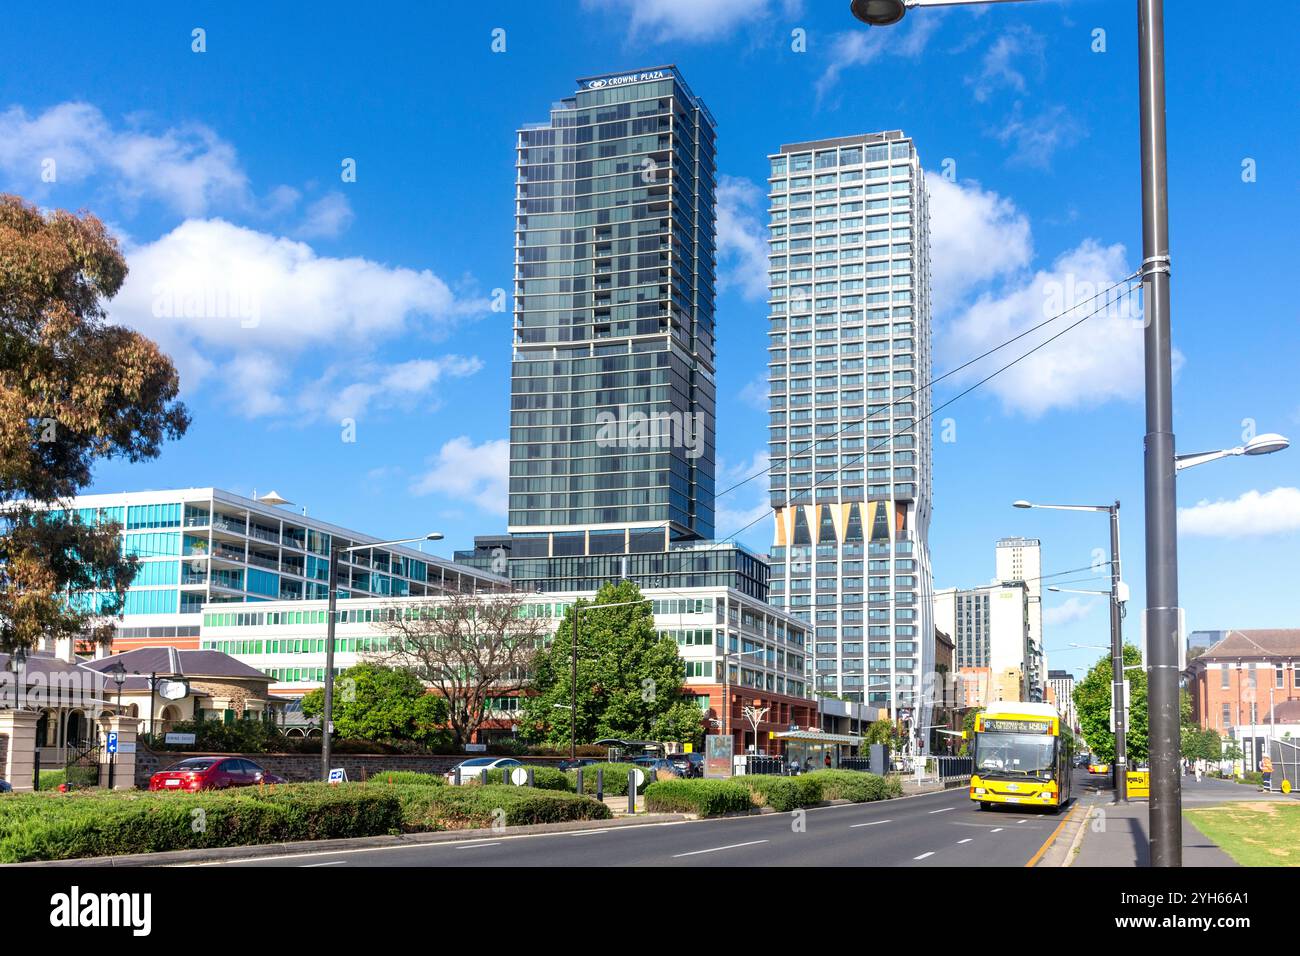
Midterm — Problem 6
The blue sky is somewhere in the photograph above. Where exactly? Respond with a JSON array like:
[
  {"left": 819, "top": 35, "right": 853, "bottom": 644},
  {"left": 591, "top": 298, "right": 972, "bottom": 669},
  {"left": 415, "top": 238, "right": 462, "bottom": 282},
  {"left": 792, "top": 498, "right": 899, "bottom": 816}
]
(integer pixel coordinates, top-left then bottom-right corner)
[{"left": 2, "top": 0, "right": 1296, "bottom": 679}]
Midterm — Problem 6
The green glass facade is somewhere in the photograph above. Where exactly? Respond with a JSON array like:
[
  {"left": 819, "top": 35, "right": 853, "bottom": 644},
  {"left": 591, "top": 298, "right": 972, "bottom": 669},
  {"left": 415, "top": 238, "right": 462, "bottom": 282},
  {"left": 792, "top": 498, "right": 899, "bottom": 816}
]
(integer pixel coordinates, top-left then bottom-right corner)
[{"left": 509, "top": 67, "right": 717, "bottom": 547}]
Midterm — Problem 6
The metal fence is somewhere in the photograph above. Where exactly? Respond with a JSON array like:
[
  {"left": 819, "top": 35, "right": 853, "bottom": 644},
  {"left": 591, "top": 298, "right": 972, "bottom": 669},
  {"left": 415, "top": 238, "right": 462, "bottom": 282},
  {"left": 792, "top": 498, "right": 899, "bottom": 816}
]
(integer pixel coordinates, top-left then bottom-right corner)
[
  {"left": 839, "top": 756, "right": 871, "bottom": 772},
  {"left": 936, "top": 756, "right": 974, "bottom": 781},
  {"left": 1270, "top": 738, "right": 1300, "bottom": 794},
  {"left": 741, "top": 754, "right": 789, "bottom": 776}
]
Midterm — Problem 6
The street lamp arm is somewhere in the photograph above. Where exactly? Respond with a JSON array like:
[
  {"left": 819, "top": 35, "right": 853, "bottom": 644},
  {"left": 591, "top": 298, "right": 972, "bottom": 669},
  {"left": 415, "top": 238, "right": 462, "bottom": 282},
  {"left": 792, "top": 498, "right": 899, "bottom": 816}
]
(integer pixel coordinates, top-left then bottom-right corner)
[{"left": 1174, "top": 448, "right": 1239, "bottom": 472}]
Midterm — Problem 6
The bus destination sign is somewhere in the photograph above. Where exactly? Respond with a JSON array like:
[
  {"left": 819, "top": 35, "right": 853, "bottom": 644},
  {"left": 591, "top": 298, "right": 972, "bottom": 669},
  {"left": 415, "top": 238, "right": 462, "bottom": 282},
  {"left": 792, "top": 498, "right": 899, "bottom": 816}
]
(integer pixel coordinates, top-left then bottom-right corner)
[{"left": 982, "top": 719, "right": 1053, "bottom": 734}]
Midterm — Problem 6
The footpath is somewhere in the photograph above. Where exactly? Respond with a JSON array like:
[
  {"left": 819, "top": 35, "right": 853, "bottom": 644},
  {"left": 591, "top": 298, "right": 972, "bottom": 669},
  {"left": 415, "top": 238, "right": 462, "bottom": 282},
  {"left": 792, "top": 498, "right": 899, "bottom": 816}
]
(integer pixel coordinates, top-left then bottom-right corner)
[{"left": 1040, "top": 772, "right": 1293, "bottom": 866}]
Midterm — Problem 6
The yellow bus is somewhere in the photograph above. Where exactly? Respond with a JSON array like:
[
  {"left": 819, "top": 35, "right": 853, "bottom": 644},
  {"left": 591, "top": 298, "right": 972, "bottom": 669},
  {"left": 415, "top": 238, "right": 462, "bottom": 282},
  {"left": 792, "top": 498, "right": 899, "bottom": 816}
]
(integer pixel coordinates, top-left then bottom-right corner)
[{"left": 970, "top": 701, "right": 1073, "bottom": 813}]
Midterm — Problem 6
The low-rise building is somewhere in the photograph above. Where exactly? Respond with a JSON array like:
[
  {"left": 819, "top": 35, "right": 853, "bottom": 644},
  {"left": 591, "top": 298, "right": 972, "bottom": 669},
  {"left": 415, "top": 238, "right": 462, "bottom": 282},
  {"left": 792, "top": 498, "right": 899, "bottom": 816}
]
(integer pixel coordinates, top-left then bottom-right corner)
[
  {"left": 1184, "top": 628, "right": 1300, "bottom": 769},
  {"left": 195, "top": 586, "right": 817, "bottom": 755}
]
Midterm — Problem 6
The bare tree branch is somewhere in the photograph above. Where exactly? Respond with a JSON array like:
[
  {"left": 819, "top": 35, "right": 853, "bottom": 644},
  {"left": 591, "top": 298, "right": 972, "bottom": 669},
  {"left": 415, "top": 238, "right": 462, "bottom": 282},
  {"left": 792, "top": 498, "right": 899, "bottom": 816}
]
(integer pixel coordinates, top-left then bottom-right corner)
[{"left": 372, "top": 592, "right": 548, "bottom": 748}]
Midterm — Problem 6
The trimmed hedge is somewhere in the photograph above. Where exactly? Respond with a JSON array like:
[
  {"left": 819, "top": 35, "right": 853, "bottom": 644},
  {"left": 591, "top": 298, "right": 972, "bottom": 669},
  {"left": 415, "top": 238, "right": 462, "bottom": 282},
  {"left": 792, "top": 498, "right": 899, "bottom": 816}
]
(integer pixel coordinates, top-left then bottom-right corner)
[
  {"left": 644, "top": 779, "right": 752, "bottom": 817},
  {"left": 803, "top": 769, "right": 891, "bottom": 803},
  {"left": 363, "top": 771, "right": 445, "bottom": 787},
  {"left": 567, "top": 762, "right": 649, "bottom": 796},
  {"left": 741, "top": 774, "right": 824, "bottom": 811},
  {"left": 482, "top": 766, "right": 572, "bottom": 791},
  {"left": 0, "top": 779, "right": 613, "bottom": 863},
  {"left": 381, "top": 784, "right": 611, "bottom": 830},
  {"left": 0, "top": 784, "right": 404, "bottom": 863}
]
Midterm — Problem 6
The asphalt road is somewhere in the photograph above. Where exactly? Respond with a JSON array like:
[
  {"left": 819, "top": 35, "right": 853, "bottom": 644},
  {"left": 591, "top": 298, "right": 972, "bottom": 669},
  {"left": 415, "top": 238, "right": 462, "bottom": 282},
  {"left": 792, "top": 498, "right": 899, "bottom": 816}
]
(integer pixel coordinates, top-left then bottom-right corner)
[{"left": 203, "top": 772, "right": 1091, "bottom": 868}]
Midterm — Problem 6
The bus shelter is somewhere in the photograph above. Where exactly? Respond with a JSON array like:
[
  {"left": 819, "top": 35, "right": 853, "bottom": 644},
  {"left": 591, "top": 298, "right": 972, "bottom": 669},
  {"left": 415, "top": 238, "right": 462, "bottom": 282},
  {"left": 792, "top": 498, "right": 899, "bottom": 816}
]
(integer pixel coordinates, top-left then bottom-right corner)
[{"left": 775, "top": 730, "right": 863, "bottom": 772}]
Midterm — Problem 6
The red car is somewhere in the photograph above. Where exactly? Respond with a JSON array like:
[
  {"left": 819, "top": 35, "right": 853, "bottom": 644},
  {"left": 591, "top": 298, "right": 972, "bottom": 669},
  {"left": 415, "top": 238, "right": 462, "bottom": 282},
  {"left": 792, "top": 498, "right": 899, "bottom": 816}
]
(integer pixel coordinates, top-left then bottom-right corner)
[{"left": 149, "top": 757, "right": 286, "bottom": 792}]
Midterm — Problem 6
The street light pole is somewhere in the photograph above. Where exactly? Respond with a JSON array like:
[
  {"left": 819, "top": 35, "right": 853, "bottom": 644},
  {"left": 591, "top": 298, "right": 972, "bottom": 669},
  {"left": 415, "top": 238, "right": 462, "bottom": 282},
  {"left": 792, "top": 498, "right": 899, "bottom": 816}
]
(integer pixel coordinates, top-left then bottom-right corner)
[
  {"left": 321, "top": 532, "right": 442, "bottom": 782},
  {"left": 1108, "top": 502, "right": 1128, "bottom": 803},
  {"left": 1137, "top": 0, "right": 1181, "bottom": 868}
]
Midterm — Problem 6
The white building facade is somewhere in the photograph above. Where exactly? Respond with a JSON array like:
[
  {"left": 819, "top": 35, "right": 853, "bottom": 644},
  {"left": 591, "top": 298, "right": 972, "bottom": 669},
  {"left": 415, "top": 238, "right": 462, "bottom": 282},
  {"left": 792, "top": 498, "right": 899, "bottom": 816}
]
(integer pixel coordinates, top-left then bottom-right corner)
[{"left": 765, "top": 131, "right": 934, "bottom": 722}]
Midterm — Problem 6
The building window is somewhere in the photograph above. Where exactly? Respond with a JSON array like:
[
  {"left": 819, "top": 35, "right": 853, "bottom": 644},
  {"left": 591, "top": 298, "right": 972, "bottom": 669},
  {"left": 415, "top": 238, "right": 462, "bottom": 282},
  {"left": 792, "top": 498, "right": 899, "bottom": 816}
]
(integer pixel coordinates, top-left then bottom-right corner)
[
  {"left": 1220, "top": 665, "right": 1230, "bottom": 689},
  {"left": 1278, "top": 667, "right": 1286, "bottom": 689},
  {"left": 1221, "top": 703, "right": 1231, "bottom": 729}
]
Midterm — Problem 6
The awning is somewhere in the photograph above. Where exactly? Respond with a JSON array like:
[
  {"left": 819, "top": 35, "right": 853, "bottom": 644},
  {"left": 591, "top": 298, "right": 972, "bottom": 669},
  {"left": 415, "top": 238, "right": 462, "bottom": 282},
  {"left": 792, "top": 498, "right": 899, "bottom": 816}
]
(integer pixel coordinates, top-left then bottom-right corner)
[{"left": 775, "top": 730, "right": 862, "bottom": 745}]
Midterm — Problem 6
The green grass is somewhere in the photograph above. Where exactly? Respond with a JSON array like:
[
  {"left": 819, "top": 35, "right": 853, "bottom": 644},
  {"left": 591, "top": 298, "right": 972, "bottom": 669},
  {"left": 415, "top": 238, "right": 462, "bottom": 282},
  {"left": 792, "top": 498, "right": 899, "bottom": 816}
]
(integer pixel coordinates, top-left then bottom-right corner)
[{"left": 1186, "top": 802, "right": 1300, "bottom": 866}]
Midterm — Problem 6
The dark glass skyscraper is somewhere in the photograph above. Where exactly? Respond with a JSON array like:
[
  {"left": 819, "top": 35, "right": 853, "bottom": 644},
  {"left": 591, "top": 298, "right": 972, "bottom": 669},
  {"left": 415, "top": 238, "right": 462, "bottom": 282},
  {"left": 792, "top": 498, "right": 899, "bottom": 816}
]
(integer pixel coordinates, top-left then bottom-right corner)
[{"left": 508, "top": 67, "right": 717, "bottom": 567}]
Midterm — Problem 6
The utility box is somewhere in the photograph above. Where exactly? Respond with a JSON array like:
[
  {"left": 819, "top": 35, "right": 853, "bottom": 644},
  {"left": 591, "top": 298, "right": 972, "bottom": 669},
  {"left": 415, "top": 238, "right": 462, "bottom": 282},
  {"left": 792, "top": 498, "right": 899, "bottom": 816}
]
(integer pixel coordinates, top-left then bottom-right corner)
[{"left": 869, "top": 743, "right": 889, "bottom": 776}]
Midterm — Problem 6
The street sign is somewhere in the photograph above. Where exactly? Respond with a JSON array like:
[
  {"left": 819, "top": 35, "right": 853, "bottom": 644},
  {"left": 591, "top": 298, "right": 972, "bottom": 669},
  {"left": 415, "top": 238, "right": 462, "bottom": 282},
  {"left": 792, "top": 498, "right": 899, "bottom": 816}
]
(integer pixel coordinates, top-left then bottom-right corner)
[
  {"left": 510, "top": 767, "right": 528, "bottom": 785},
  {"left": 464, "top": 743, "right": 487, "bottom": 753},
  {"left": 165, "top": 732, "right": 196, "bottom": 745},
  {"left": 327, "top": 768, "right": 348, "bottom": 784},
  {"left": 631, "top": 768, "right": 646, "bottom": 789},
  {"left": 105, "top": 732, "right": 118, "bottom": 755},
  {"left": 117, "top": 741, "right": 136, "bottom": 755}
]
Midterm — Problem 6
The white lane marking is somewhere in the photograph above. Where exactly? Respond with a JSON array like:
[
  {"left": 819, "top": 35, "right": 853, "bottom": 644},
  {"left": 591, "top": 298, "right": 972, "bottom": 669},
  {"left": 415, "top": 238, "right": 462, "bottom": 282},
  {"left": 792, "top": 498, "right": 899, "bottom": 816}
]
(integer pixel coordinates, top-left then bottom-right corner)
[
  {"left": 928, "top": 807, "right": 953, "bottom": 814},
  {"left": 957, "top": 838, "right": 973, "bottom": 844},
  {"left": 1018, "top": 819, "right": 1028, "bottom": 824},
  {"left": 850, "top": 819, "right": 891, "bottom": 828},
  {"left": 301, "top": 860, "right": 346, "bottom": 867},
  {"left": 455, "top": 841, "right": 501, "bottom": 850},
  {"left": 914, "top": 851, "right": 935, "bottom": 860},
  {"left": 991, "top": 828, "right": 1004, "bottom": 833},
  {"left": 672, "top": 840, "right": 768, "bottom": 858}
]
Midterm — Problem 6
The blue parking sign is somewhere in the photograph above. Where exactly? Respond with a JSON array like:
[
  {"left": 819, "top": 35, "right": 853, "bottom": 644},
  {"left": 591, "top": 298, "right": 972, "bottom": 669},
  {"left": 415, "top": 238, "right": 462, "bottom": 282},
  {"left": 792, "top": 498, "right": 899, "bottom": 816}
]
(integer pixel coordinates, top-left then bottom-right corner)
[{"left": 106, "top": 732, "right": 119, "bottom": 755}]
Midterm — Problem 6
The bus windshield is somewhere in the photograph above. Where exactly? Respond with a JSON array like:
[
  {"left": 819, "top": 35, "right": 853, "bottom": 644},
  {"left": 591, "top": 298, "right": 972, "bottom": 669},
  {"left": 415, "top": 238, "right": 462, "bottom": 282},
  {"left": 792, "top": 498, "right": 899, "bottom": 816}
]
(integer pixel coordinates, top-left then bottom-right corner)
[{"left": 975, "top": 732, "right": 1056, "bottom": 779}]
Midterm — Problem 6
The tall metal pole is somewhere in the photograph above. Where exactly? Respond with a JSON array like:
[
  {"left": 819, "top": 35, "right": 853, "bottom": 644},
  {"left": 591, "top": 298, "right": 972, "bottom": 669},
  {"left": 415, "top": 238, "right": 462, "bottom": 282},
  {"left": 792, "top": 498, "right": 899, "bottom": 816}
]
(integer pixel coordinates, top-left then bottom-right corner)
[
  {"left": 1138, "top": 0, "right": 1181, "bottom": 867},
  {"left": 321, "top": 542, "right": 339, "bottom": 782},
  {"left": 570, "top": 607, "right": 579, "bottom": 764},
  {"left": 1109, "top": 503, "right": 1127, "bottom": 802}
]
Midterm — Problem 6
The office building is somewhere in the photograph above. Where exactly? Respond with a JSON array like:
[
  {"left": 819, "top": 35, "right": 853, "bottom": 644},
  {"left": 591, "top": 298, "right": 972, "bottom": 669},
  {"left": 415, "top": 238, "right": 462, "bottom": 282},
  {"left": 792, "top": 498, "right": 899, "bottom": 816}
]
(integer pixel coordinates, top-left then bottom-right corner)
[
  {"left": 44, "top": 488, "right": 508, "bottom": 652},
  {"left": 197, "top": 586, "right": 816, "bottom": 750},
  {"left": 996, "top": 536, "right": 1044, "bottom": 693},
  {"left": 765, "top": 131, "right": 934, "bottom": 719},
  {"left": 934, "top": 581, "right": 1034, "bottom": 701},
  {"left": 508, "top": 66, "right": 717, "bottom": 576},
  {"left": 1047, "top": 668, "right": 1078, "bottom": 733}
]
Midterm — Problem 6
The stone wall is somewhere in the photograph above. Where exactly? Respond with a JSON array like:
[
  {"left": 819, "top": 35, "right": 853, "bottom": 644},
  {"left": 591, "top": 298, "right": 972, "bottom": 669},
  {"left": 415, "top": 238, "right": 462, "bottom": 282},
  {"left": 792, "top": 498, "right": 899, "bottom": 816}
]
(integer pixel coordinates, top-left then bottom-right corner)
[{"left": 133, "top": 749, "right": 567, "bottom": 788}]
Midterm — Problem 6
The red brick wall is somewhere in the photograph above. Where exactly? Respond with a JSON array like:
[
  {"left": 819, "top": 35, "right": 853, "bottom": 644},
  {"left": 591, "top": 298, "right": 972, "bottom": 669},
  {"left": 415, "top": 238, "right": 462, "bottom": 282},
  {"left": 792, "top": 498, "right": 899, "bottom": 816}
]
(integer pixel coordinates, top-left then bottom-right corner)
[{"left": 1188, "top": 659, "right": 1300, "bottom": 731}]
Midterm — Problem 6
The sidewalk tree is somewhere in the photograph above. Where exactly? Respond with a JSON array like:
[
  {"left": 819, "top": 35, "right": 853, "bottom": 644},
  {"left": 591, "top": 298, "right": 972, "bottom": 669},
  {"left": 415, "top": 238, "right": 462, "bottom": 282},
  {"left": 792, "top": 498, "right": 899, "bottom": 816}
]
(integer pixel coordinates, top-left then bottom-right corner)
[
  {"left": 519, "top": 579, "right": 701, "bottom": 747},
  {"left": 0, "top": 196, "right": 189, "bottom": 655},
  {"left": 374, "top": 592, "right": 548, "bottom": 749},
  {"left": 300, "top": 663, "right": 449, "bottom": 748},
  {"left": 1074, "top": 644, "right": 1148, "bottom": 764}
]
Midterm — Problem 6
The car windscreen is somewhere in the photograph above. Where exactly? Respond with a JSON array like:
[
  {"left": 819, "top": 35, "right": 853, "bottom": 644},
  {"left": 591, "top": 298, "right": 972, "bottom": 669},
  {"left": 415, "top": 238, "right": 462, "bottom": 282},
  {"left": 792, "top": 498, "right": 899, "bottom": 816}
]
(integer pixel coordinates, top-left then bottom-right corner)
[
  {"left": 460, "top": 758, "right": 494, "bottom": 767},
  {"left": 165, "top": 758, "right": 219, "bottom": 772}
]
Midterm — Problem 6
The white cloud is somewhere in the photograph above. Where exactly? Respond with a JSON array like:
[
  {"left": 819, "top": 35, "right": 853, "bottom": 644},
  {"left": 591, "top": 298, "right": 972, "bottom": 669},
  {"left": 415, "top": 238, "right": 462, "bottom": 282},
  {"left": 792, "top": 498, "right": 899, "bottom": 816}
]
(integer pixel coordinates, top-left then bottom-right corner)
[
  {"left": 1179, "top": 487, "right": 1300, "bottom": 538},
  {"left": 817, "top": 15, "right": 942, "bottom": 100},
  {"left": 1043, "top": 596, "right": 1099, "bottom": 628},
  {"left": 967, "top": 26, "right": 1045, "bottom": 103},
  {"left": 108, "top": 218, "right": 489, "bottom": 419},
  {"left": 411, "top": 437, "right": 510, "bottom": 516},
  {"left": 716, "top": 175, "right": 769, "bottom": 301},
  {"left": 295, "top": 192, "right": 354, "bottom": 239},
  {"left": 299, "top": 356, "right": 483, "bottom": 423},
  {"left": 926, "top": 175, "right": 1032, "bottom": 314},
  {"left": 584, "top": 0, "right": 791, "bottom": 43},
  {"left": 0, "top": 102, "right": 251, "bottom": 216},
  {"left": 941, "top": 239, "right": 1174, "bottom": 418},
  {"left": 995, "top": 103, "right": 1087, "bottom": 169},
  {"left": 738, "top": 373, "right": 769, "bottom": 410}
]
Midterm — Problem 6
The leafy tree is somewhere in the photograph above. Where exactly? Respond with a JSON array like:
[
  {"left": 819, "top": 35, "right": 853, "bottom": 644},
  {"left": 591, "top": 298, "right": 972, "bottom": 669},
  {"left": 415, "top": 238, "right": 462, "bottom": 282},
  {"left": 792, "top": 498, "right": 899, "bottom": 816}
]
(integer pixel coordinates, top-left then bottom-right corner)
[
  {"left": 1073, "top": 644, "right": 1148, "bottom": 763},
  {"left": 864, "top": 718, "right": 895, "bottom": 746},
  {"left": 519, "top": 580, "right": 701, "bottom": 747},
  {"left": 0, "top": 196, "right": 189, "bottom": 654},
  {"left": 300, "top": 663, "right": 448, "bottom": 748}
]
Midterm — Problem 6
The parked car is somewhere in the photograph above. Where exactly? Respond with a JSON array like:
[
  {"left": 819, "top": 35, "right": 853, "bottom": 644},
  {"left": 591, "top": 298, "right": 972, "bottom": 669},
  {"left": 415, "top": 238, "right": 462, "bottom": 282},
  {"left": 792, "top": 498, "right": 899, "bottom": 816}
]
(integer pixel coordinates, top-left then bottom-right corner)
[
  {"left": 1087, "top": 761, "right": 1111, "bottom": 775},
  {"left": 631, "top": 756, "right": 685, "bottom": 780},
  {"left": 0, "top": 779, "right": 11, "bottom": 793},
  {"left": 444, "top": 757, "right": 522, "bottom": 784},
  {"left": 556, "top": 757, "right": 599, "bottom": 772},
  {"left": 149, "top": 757, "right": 286, "bottom": 792},
  {"left": 667, "top": 753, "right": 704, "bottom": 778}
]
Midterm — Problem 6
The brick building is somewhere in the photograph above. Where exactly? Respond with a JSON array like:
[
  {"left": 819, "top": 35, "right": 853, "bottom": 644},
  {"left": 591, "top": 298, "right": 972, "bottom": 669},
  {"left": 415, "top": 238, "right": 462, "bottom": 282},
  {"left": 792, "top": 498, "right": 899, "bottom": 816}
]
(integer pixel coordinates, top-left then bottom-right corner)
[{"left": 1184, "top": 629, "right": 1300, "bottom": 735}]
